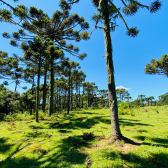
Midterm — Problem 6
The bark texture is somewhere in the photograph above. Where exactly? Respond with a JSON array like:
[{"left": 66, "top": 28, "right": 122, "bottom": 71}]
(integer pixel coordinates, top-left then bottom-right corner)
[
  {"left": 49, "top": 55, "right": 54, "bottom": 117},
  {"left": 30, "top": 73, "right": 34, "bottom": 115},
  {"left": 67, "top": 70, "right": 71, "bottom": 114},
  {"left": 36, "top": 56, "right": 41, "bottom": 122},
  {"left": 42, "top": 69, "right": 47, "bottom": 112},
  {"left": 102, "top": 0, "right": 122, "bottom": 142}
]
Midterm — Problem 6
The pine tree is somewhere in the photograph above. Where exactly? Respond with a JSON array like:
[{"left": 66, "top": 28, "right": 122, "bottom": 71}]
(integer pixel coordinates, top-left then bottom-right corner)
[
  {"left": 138, "top": 95, "right": 146, "bottom": 107},
  {"left": 61, "top": 58, "right": 81, "bottom": 113},
  {"left": 2, "top": 1, "right": 89, "bottom": 116},
  {"left": 145, "top": 55, "right": 168, "bottom": 76},
  {"left": 91, "top": 0, "right": 161, "bottom": 143},
  {"left": 23, "top": 65, "right": 37, "bottom": 115},
  {"left": 0, "top": 51, "right": 24, "bottom": 92},
  {"left": 21, "top": 36, "right": 61, "bottom": 122}
]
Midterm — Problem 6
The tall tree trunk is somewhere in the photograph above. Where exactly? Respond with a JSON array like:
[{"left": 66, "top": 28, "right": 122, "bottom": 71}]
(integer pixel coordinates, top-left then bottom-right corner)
[
  {"left": 76, "top": 80, "right": 78, "bottom": 110},
  {"left": 56, "top": 88, "right": 58, "bottom": 112},
  {"left": 54, "top": 95, "right": 57, "bottom": 113},
  {"left": 79, "top": 83, "right": 81, "bottom": 109},
  {"left": 42, "top": 68, "right": 47, "bottom": 112},
  {"left": 63, "top": 89, "right": 66, "bottom": 110},
  {"left": 59, "top": 88, "right": 61, "bottom": 111},
  {"left": 49, "top": 55, "right": 54, "bottom": 116},
  {"left": 54, "top": 82, "right": 57, "bottom": 113},
  {"left": 67, "top": 70, "right": 71, "bottom": 114},
  {"left": 36, "top": 56, "right": 41, "bottom": 122},
  {"left": 14, "top": 79, "right": 18, "bottom": 92},
  {"left": 30, "top": 73, "right": 35, "bottom": 115},
  {"left": 102, "top": 0, "right": 122, "bottom": 142},
  {"left": 82, "top": 85, "right": 84, "bottom": 108},
  {"left": 15, "top": 81, "right": 17, "bottom": 92},
  {"left": 87, "top": 91, "right": 89, "bottom": 108},
  {"left": 70, "top": 79, "right": 73, "bottom": 111}
]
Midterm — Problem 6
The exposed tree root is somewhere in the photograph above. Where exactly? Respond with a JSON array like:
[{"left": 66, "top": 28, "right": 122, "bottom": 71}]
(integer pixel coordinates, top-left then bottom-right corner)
[{"left": 107, "top": 134, "right": 141, "bottom": 146}]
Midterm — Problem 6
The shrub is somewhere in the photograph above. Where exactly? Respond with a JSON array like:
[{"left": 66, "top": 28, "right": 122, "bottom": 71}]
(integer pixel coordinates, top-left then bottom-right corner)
[
  {"left": 4, "top": 112, "right": 34, "bottom": 121},
  {"left": 50, "top": 113, "right": 58, "bottom": 121},
  {"left": 118, "top": 109, "right": 125, "bottom": 115},
  {"left": 144, "top": 107, "right": 148, "bottom": 112},
  {"left": 14, "top": 113, "right": 26, "bottom": 121},
  {"left": 130, "top": 109, "right": 135, "bottom": 116},
  {"left": 119, "top": 101, "right": 130, "bottom": 109},
  {"left": 5, "top": 114, "right": 15, "bottom": 121},
  {"left": 118, "top": 101, "right": 133, "bottom": 115},
  {"left": 38, "top": 110, "right": 46, "bottom": 120},
  {"left": 118, "top": 109, "right": 130, "bottom": 115}
]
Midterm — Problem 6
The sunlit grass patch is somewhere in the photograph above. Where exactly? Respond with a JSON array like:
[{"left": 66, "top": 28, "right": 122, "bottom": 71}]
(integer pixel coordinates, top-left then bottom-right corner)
[{"left": 0, "top": 106, "right": 168, "bottom": 167}]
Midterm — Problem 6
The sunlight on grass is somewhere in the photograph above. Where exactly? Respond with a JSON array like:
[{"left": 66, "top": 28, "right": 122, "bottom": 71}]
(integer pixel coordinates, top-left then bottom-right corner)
[{"left": 0, "top": 107, "right": 168, "bottom": 167}]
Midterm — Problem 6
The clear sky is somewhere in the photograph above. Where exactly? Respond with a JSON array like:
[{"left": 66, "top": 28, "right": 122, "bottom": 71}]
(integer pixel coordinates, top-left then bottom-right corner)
[{"left": 0, "top": 0, "right": 168, "bottom": 100}]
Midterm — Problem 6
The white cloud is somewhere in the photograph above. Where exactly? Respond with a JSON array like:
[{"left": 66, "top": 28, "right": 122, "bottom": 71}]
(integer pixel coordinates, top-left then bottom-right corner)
[{"left": 116, "top": 85, "right": 131, "bottom": 90}]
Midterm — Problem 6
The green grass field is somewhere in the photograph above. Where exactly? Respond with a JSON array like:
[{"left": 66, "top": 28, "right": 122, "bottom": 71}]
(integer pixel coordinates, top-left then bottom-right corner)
[{"left": 0, "top": 106, "right": 168, "bottom": 168}]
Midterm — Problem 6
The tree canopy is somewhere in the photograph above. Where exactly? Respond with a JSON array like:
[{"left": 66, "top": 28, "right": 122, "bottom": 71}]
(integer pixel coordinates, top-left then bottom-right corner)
[{"left": 145, "top": 55, "right": 168, "bottom": 77}]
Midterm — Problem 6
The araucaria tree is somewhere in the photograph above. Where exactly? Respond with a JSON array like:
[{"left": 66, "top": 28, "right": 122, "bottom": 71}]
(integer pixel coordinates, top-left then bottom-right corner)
[
  {"left": 61, "top": 58, "right": 81, "bottom": 114},
  {"left": 21, "top": 36, "right": 48, "bottom": 122},
  {"left": 91, "top": 0, "right": 161, "bottom": 143},
  {"left": 145, "top": 55, "right": 168, "bottom": 76},
  {"left": 1, "top": 0, "right": 90, "bottom": 116},
  {"left": 0, "top": 51, "right": 24, "bottom": 92}
]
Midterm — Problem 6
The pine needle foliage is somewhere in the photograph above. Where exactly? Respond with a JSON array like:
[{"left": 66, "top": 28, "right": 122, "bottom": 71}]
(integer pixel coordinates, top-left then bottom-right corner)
[
  {"left": 1, "top": 0, "right": 90, "bottom": 117},
  {"left": 145, "top": 55, "right": 168, "bottom": 77}
]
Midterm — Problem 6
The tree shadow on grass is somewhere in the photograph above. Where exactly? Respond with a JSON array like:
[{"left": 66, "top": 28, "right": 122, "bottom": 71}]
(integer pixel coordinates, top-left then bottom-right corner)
[
  {"left": 101, "top": 149, "right": 168, "bottom": 168},
  {"left": 0, "top": 138, "right": 13, "bottom": 153},
  {"left": 29, "top": 125, "right": 45, "bottom": 129},
  {"left": 150, "top": 137, "right": 168, "bottom": 144},
  {"left": 0, "top": 143, "right": 32, "bottom": 168},
  {"left": 79, "top": 111, "right": 104, "bottom": 115},
  {"left": 23, "top": 131, "right": 53, "bottom": 139},
  {"left": 0, "top": 139, "right": 49, "bottom": 168},
  {"left": 30, "top": 134, "right": 93, "bottom": 168},
  {"left": 47, "top": 116, "right": 101, "bottom": 130},
  {"left": 58, "top": 129, "right": 71, "bottom": 133},
  {"left": 134, "top": 135, "right": 146, "bottom": 141},
  {"left": 134, "top": 136, "right": 168, "bottom": 148},
  {"left": 119, "top": 118, "right": 153, "bottom": 127},
  {"left": 95, "top": 117, "right": 153, "bottom": 127},
  {"left": 0, "top": 156, "right": 40, "bottom": 168}
]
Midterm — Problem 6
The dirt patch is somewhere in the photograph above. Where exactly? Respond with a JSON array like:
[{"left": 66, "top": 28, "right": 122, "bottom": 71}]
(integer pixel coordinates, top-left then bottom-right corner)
[
  {"left": 94, "top": 139, "right": 141, "bottom": 154},
  {"left": 12, "top": 130, "right": 23, "bottom": 134},
  {"left": 96, "top": 130, "right": 102, "bottom": 132},
  {"left": 8, "top": 122, "right": 16, "bottom": 126},
  {"left": 126, "top": 129, "right": 134, "bottom": 132},
  {"left": 101, "top": 126, "right": 108, "bottom": 129},
  {"left": 119, "top": 143, "right": 140, "bottom": 154},
  {"left": 95, "top": 135, "right": 106, "bottom": 140},
  {"left": 7, "top": 127, "right": 14, "bottom": 131},
  {"left": 134, "top": 127, "right": 141, "bottom": 129}
]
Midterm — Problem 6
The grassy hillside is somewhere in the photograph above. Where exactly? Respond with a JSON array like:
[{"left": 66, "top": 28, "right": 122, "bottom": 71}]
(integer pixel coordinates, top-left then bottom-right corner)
[{"left": 0, "top": 106, "right": 168, "bottom": 168}]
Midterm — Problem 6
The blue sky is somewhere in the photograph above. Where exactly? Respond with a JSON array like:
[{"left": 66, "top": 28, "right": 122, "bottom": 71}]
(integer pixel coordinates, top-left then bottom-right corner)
[{"left": 0, "top": 0, "right": 168, "bottom": 100}]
